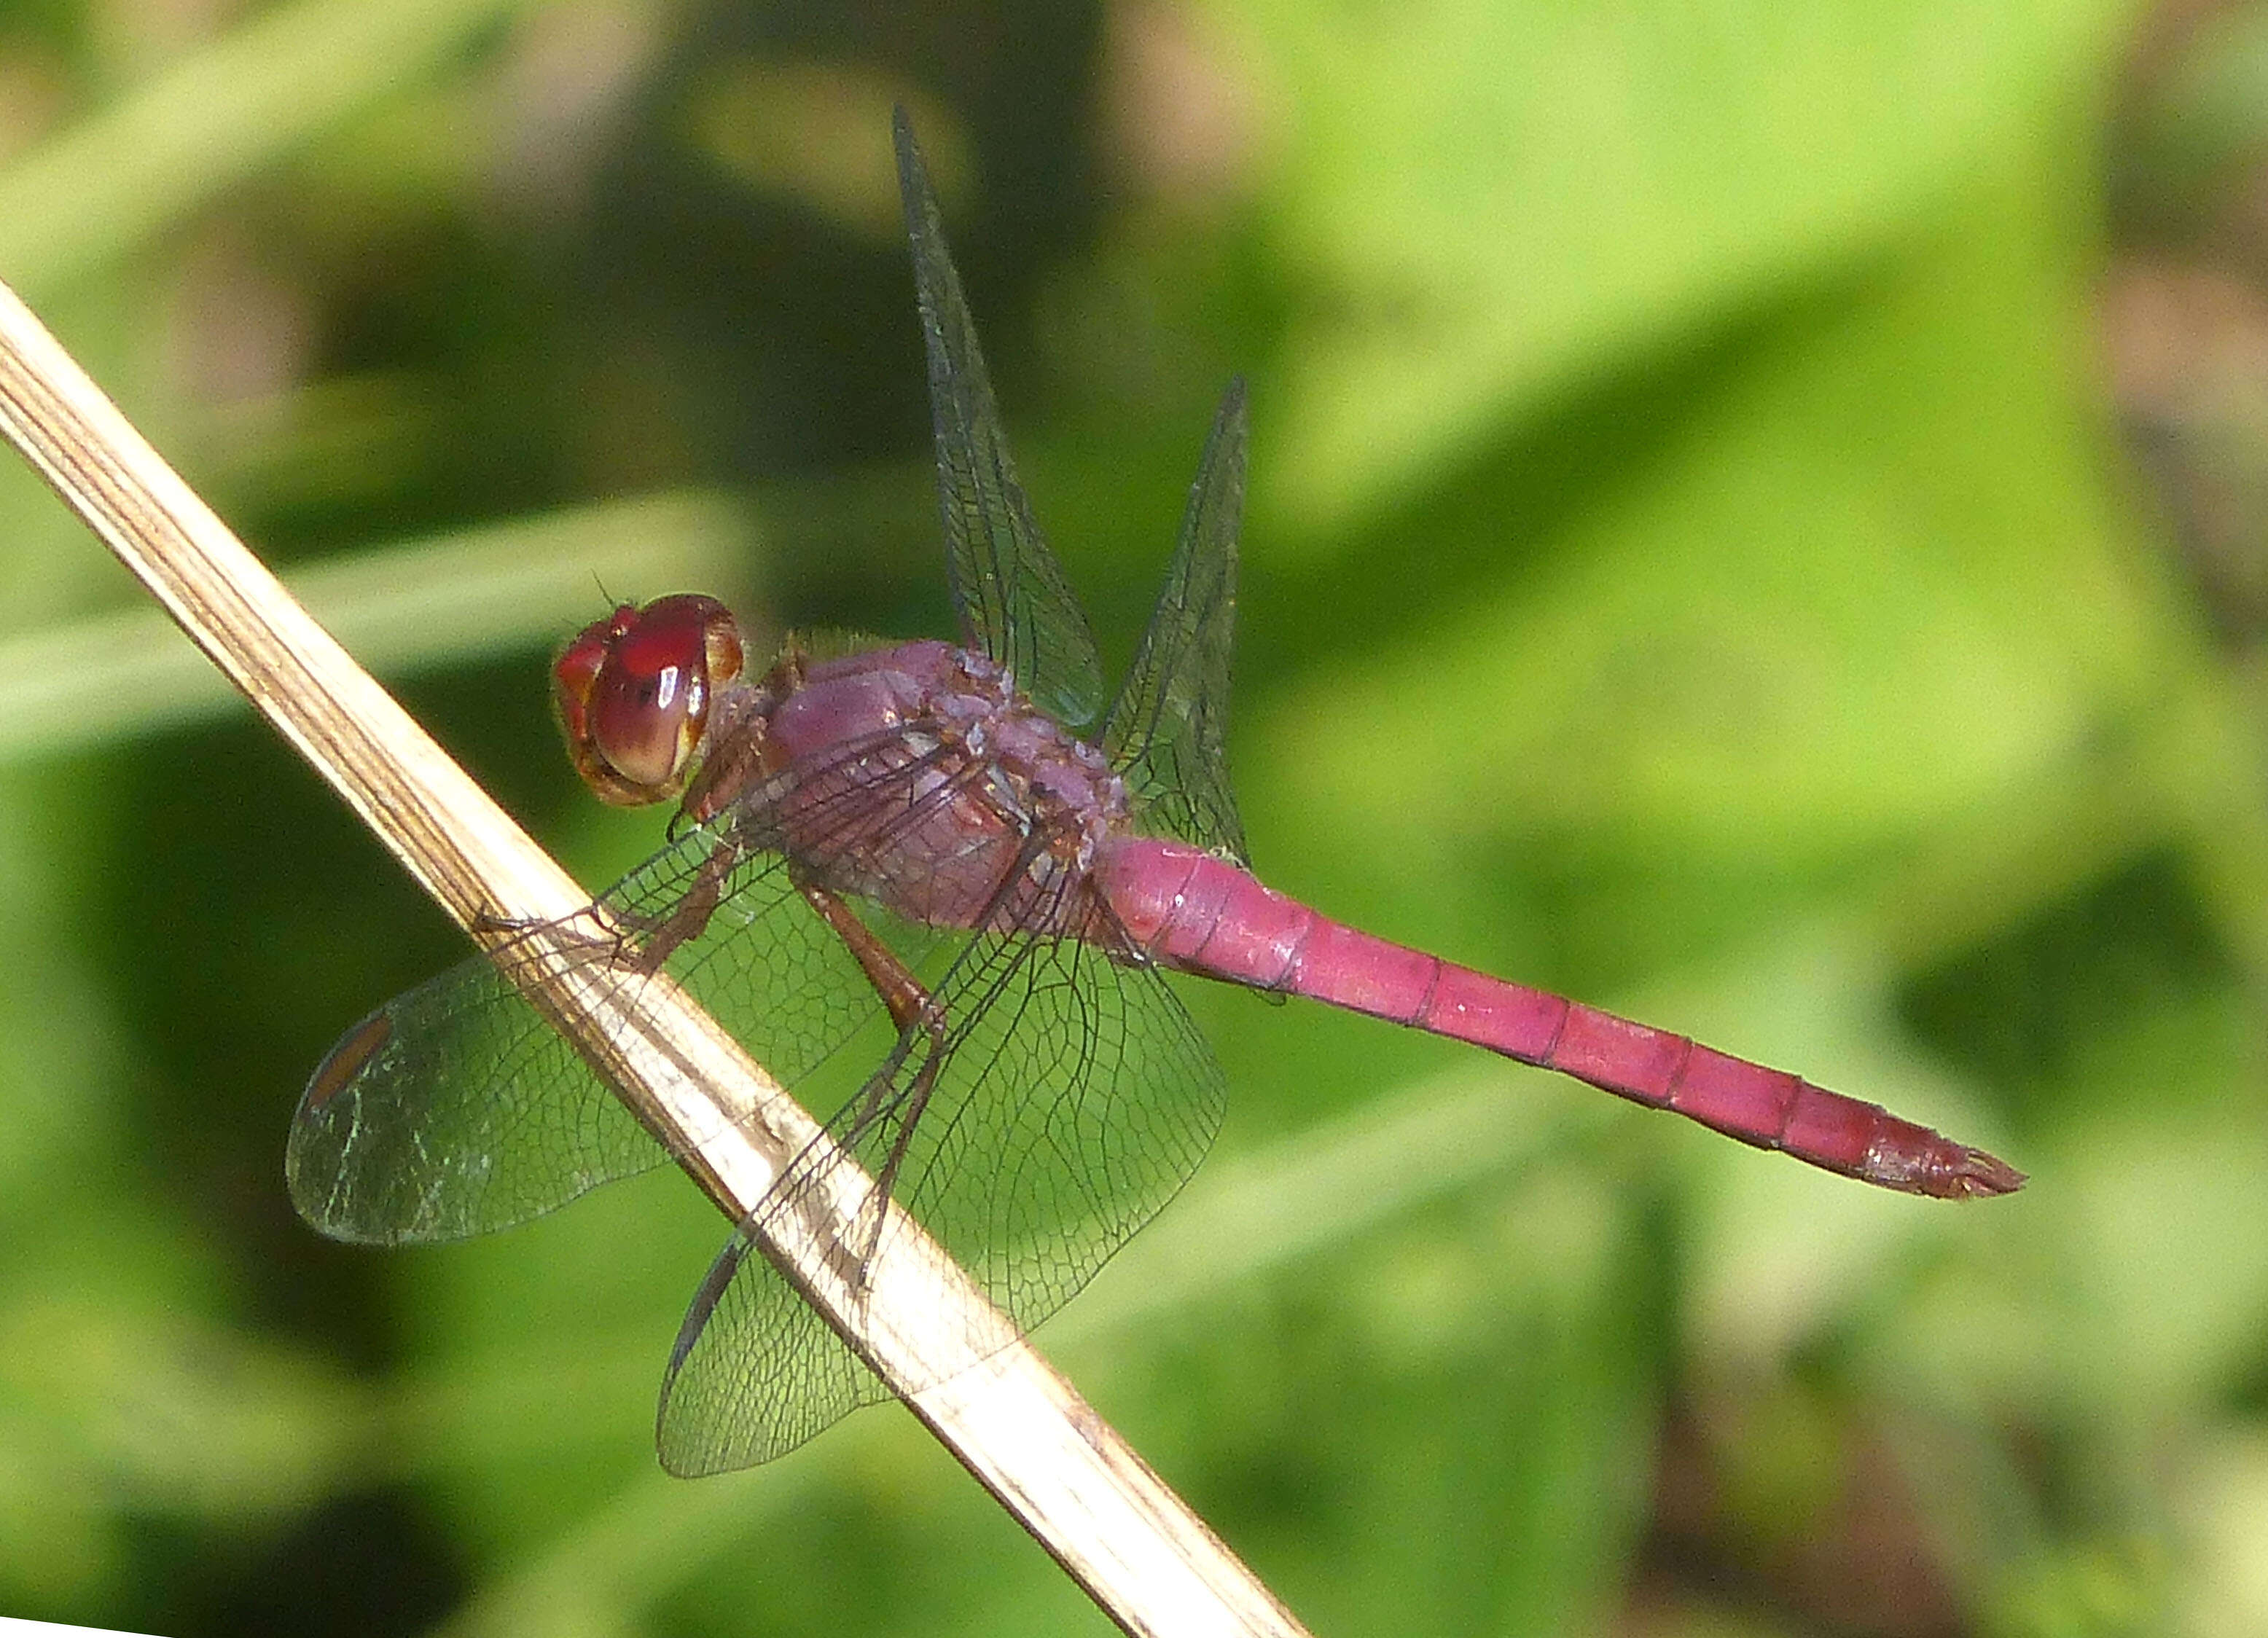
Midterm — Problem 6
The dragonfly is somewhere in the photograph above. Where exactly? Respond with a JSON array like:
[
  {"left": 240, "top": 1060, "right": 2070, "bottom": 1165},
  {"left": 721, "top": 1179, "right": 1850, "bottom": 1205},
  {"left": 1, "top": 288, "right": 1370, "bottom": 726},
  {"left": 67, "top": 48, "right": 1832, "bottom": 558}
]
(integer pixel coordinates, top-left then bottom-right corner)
[{"left": 289, "top": 110, "right": 2023, "bottom": 1478}]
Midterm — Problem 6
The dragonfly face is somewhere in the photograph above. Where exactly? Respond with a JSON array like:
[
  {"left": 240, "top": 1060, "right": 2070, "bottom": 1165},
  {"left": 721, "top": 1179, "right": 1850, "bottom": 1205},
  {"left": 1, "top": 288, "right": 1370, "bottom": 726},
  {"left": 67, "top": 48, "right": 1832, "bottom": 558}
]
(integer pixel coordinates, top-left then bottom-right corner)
[{"left": 552, "top": 592, "right": 745, "bottom": 806}]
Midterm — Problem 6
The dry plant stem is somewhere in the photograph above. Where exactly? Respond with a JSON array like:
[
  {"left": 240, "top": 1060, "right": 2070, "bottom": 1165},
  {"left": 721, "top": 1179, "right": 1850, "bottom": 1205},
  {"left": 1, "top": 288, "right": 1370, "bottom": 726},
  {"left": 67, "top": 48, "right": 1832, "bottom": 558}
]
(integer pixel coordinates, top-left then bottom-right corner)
[{"left": 0, "top": 277, "right": 1307, "bottom": 1638}]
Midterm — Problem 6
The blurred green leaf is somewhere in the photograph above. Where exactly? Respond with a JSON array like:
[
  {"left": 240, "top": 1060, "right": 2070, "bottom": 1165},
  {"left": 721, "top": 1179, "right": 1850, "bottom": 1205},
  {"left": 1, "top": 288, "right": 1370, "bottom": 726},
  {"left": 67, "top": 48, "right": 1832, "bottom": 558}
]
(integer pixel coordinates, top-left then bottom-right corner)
[
  {"left": 1237, "top": 0, "right": 2134, "bottom": 525},
  {"left": 1251, "top": 169, "right": 2167, "bottom": 885},
  {"left": 0, "top": 0, "right": 554, "bottom": 297},
  {"left": 0, "top": 490, "right": 749, "bottom": 763}
]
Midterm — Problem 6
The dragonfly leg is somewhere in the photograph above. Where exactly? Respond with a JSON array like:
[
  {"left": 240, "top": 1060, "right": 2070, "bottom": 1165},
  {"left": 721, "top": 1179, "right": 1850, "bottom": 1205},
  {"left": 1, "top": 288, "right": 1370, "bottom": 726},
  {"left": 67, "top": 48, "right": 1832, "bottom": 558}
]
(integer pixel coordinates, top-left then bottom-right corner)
[
  {"left": 797, "top": 880, "right": 940, "bottom": 1038},
  {"left": 796, "top": 879, "right": 950, "bottom": 1275},
  {"left": 612, "top": 834, "right": 746, "bottom": 973},
  {"left": 464, "top": 901, "right": 632, "bottom": 1000},
  {"left": 469, "top": 906, "right": 539, "bottom": 938}
]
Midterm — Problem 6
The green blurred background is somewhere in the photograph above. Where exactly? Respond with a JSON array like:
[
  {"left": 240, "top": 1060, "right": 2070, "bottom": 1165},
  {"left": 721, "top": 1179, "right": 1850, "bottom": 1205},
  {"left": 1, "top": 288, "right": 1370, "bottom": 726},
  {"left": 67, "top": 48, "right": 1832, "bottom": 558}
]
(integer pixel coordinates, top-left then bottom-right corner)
[{"left": 1, "top": 0, "right": 2264, "bottom": 1632}]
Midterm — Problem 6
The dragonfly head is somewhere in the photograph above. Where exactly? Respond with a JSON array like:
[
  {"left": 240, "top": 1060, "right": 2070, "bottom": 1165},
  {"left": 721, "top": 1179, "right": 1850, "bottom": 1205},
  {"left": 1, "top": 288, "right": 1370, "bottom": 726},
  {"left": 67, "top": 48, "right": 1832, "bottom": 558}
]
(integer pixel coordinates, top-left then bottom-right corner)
[{"left": 554, "top": 595, "right": 746, "bottom": 805}]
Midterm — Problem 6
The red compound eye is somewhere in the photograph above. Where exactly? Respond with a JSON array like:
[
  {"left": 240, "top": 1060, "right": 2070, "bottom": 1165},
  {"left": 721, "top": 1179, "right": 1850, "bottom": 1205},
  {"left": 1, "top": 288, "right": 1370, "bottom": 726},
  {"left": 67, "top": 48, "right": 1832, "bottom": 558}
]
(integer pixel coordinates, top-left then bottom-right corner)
[{"left": 553, "top": 595, "right": 744, "bottom": 806}]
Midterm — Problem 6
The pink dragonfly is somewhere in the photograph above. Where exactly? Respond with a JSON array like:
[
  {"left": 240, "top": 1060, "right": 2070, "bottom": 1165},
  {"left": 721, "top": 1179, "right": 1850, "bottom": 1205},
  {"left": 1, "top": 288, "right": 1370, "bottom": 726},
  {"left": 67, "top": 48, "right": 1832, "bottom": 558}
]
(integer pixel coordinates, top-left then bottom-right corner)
[{"left": 291, "top": 112, "right": 2021, "bottom": 1476}]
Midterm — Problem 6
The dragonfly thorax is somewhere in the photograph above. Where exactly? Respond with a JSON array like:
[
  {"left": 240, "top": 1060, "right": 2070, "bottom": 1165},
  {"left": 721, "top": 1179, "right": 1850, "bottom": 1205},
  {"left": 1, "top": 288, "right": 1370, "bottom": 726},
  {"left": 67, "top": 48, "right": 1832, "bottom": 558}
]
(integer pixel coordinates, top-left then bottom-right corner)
[{"left": 690, "top": 635, "right": 1130, "bottom": 936}]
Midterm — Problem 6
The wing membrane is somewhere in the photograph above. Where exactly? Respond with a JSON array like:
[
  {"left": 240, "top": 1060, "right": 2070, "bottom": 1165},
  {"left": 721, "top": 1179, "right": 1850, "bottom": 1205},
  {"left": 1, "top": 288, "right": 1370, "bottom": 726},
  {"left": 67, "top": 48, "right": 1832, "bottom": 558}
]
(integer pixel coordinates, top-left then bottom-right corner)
[
  {"left": 1102, "top": 378, "right": 1251, "bottom": 863},
  {"left": 893, "top": 108, "right": 1105, "bottom": 727},
  {"left": 286, "top": 938, "right": 668, "bottom": 1245},
  {"left": 287, "top": 730, "right": 968, "bottom": 1246},
  {"left": 656, "top": 888, "right": 1224, "bottom": 1473}
]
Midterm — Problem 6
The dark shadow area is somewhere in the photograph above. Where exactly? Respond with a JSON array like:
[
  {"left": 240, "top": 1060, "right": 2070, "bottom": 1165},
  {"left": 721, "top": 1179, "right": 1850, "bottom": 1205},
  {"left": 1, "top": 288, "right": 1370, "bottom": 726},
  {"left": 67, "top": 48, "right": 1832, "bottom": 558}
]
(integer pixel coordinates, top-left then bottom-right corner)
[
  {"left": 1896, "top": 847, "right": 2241, "bottom": 1126},
  {"left": 147, "top": 1489, "right": 469, "bottom": 1638}
]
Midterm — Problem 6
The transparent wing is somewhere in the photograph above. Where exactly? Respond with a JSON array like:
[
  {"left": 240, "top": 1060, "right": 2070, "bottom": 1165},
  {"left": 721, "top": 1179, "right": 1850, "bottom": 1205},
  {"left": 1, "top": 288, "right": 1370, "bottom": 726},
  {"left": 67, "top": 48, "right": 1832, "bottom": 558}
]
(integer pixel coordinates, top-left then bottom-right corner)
[
  {"left": 656, "top": 891, "right": 1225, "bottom": 1474},
  {"left": 893, "top": 106, "right": 1106, "bottom": 728},
  {"left": 286, "top": 729, "right": 968, "bottom": 1247},
  {"left": 1101, "top": 378, "right": 1251, "bottom": 864},
  {"left": 286, "top": 941, "right": 668, "bottom": 1246}
]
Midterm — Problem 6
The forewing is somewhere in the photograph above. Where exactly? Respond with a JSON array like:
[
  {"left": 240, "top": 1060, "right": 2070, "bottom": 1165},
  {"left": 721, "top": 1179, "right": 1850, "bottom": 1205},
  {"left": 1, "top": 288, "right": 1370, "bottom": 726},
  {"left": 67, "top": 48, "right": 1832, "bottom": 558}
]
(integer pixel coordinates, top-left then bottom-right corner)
[
  {"left": 655, "top": 898, "right": 1226, "bottom": 1474},
  {"left": 893, "top": 107, "right": 1105, "bottom": 728},
  {"left": 287, "top": 940, "right": 669, "bottom": 1245},
  {"left": 1102, "top": 378, "right": 1251, "bottom": 864},
  {"left": 288, "top": 735, "right": 963, "bottom": 1246}
]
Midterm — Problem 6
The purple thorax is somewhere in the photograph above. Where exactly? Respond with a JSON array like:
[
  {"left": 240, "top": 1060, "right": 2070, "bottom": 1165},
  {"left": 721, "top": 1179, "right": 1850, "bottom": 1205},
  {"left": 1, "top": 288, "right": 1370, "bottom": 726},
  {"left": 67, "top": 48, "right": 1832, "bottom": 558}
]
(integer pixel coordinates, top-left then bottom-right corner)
[{"left": 703, "top": 638, "right": 1132, "bottom": 937}]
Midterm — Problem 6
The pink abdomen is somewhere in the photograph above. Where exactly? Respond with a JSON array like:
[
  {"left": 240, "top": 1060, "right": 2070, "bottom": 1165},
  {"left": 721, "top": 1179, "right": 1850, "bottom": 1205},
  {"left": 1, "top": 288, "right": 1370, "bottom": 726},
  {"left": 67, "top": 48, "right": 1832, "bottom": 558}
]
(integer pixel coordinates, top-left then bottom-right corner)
[{"left": 1095, "top": 837, "right": 2021, "bottom": 1199}]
